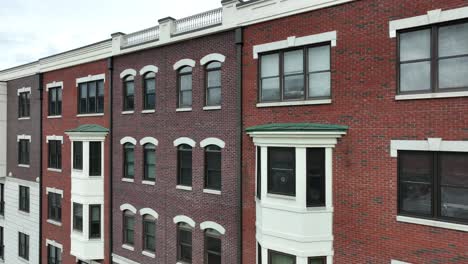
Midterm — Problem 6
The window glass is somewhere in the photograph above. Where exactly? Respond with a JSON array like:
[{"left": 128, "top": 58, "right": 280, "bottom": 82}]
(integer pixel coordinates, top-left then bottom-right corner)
[
  {"left": 440, "top": 153, "right": 468, "bottom": 220},
  {"left": 89, "top": 142, "right": 101, "bottom": 176},
  {"left": 124, "top": 76, "right": 135, "bottom": 111},
  {"left": 19, "top": 232, "right": 29, "bottom": 260},
  {"left": 439, "top": 22, "right": 468, "bottom": 57},
  {"left": 48, "top": 193, "right": 61, "bottom": 222},
  {"left": 307, "top": 148, "right": 325, "bottom": 207},
  {"left": 124, "top": 211, "right": 135, "bottom": 245},
  {"left": 400, "top": 61, "right": 431, "bottom": 92},
  {"left": 73, "top": 203, "right": 83, "bottom": 231},
  {"left": 144, "top": 72, "right": 156, "bottom": 110},
  {"left": 308, "top": 45, "right": 331, "bottom": 72},
  {"left": 261, "top": 53, "right": 280, "bottom": 101},
  {"left": 205, "top": 229, "right": 221, "bottom": 264},
  {"left": 439, "top": 57, "right": 468, "bottom": 89},
  {"left": 97, "top": 81, "right": 104, "bottom": 113},
  {"left": 284, "top": 74, "right": 304, "bottom": 100},
  {"left": 18, "top": 139, "right": 30, "bottom": 165},
  {"left": 143, "top": 215, "right": 156, "bottom": 252},
  {"left": 257, "top": 147, "right": 261, "bottom": 200},
  {"left": 309, "top": 257, "right": 326, "bottom": 264},
  {"left": 269, "top": 251, "right": 295, "bottom": 264},
  {"left": 268, "top": 148, "right": 295, "bottom": 196},
  {"left": 178, "top": 145, "right": 192, "bottom": 186},
  {"left": 48, "top": 140, "right": 61, "bottom": 169},
  {"left": 144, "top": 144, "right": 156, "bottom": 181},
  {"left": 124, "top": 143, "right": 135, "bottom": 179},
  {"left": 261, "top": 78, "right": 281, "bottom": 101},
  {"left": 73, "top": 142, "right": 83, "bottom": 170},
  {"left": 178, "top": 223, "right": 192, "bottom": 262},
  {"left": 261, "top": 54, "right": 279, "bottom": 77},
  {"left": 19, "top": 186, "right": 29, "bottom": 212},
  {"left": 89, "top": 205, "right": 101, "bottom": 238},
  {"left": 309, "top": 72, "right": 331, "bottom": 97},
  {"left": 79, "top": 83, "right": 88, "bottom": 113},
  {"left": 205, "top": 145, "right": 221, "bottom": 190},
  {"left": 88, "top": 81, "right": 97, "bottom": 113},
  {"left": 400, "top": 29, "right": 431, "bottom": 61}
]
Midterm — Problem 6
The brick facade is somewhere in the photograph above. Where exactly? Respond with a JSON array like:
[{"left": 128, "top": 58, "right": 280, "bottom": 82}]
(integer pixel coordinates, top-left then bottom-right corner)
[{"left": 241, "top": 0, "right": 468, "bottom": 263}]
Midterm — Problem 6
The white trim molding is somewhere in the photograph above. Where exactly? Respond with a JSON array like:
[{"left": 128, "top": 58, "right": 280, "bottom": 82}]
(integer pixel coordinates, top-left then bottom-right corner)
[
  {"left": 173, "top": 137, "right": 196, "bottom": 147},
  {"left": 120, "top": 136, "right": 137, "bottom": 145},
  {"left": 139, "top": 65, "right": 159, "bottom": 75},
  {"left": 139, "top": 208, "right": 159, "bottom": 219},
  {"left": 253, "top": 31, "right": 337, "bottom": 59},
  {"left": 200, "top": 138, "right": 226, "bottom": 149},
  {"left": 173, "top": 215, "right": 196, "bottom": 228},
  {"left": 391, "top": 261, "right": 412, "bottom": 264},
  {"left": 46, "top": 187, "right": 64, "bottom": 197},
  {"left": 46, "top": 239, "right": 63, "bottom": 250},
  {"left": 200, "top": 221, "right": 226, "bottom": 235},
  {"left": 76, "top": 73, "right": 106, "bottom": 87},
  {"left": 119, "top": 69, "right": 137, "bottom": 79},
  {"left": 257, "top": 99, "right": 332, "bottom": 108},
  {"left": 17, "top": 87, "right": 31, "bottom": 96},
  {"left": 200, "top": 53, "right": 226, "bottom": 65},
  {"left": 390, "top": 138, "right": 468, "bottom": 157},
  {"left": 112, "top": 253, "right": 140, "bottom": 264},
  {"left": 173, "top": 59, "right": 196, "bottom": 70},
  {"left": 119, "top": 203, "right": 137, "bottom": 214},
  {"left": 397, "top": 215, "right": 468, "bottom": 232},
  {"left": 46, "top": 81, "right": 64, "bottom": 91},
  {"left": 389, "top": 6, "right": 468, "bottom": 38},
  {"left": 140, "top": 137, "right": 158, "bottom": 146},
  {"left": 17, "top": 134, "right": 31, "bottom": 142},
  {"left": 395, "top": 91, "right": 468, "bottom": 101},
  {"left": 46, "top": 135, "right": 64, "bottom": 144}
]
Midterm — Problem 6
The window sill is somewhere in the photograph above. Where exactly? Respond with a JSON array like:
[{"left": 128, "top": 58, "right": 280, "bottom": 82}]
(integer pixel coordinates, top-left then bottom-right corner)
[
  {"left": 18, "top": 164, "right": 30, "bottom": 168},
  {"left": 142, "top": 180, "right": 155, "bottom": 186},
  {"left": 266, "top": 193, "right": 296, "bottom": 201},
  {"left": 17, "top": 256, "right": 29, "bottom": 264},
  {"left": 122, "top": 178, "right": 134, "bottom": 183},
  {"left": 77, "top": 113, "right": 104, "bottom": 117},
  {"left": 122, "top": 111, "right": 134, "bottom": 115},
  {"left": 18, "top": 117, "right": 30, "bottom": 120},
  {"left": 256, "top": 99, "right": 332, "bottom": 108},
  {"left": 142, "top": 109, "right": 155, "bottom": 114},
  {"left": 122, "top": 244, "right": 135, "bottom": 251},
  {"left": 396, "top": 215, "right": 468, "bottom": 232},
  {"left": 47, "top": 168, "right": 62, "bottom": 173},
  {"left": 203, "top": 106, "right": 221, "bottom": 111},
  {"left": 203, "top": 189, "right": 221, "bottom": 195},
  {"left": 395, "top": 91, "right": 468, "bottom": 101},
  {"left": 176, "top": 185, "right": 192, "bottom": 191},
  {"left": 47, "top": 115, "right": 62, "bottom": 119},
  {"left": 18, "top": 210, "right": 30, "bottom": 216},
  {"left": 176, "top": 107, "right": 192, "bottom": 112},
  {"left": 142, "top": 250, "right": 156, "bottom": 258},
  {"left": 47, "top": 219, "right": 62, "bottom": 227}
]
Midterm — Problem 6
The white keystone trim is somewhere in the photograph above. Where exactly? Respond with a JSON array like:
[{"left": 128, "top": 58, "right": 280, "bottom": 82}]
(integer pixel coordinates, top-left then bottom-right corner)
[
  {"left": 173, "top": 137, "right": 196, "bottom": 147},
  {"left": 200, "top": 221, "right": 226, "bottom": 235},
  {"left": 389, "top": 6, "right": 468, "bottom": 38},
  {"left": 46, "top": 81, "right": 63, "bottom": 91},
  {"left": 46, "top": 187, "right": 64, "bottom": 197},
  {"left": 140, "top": 137, "right": 158, "bottom": 146},
  {"left": 397, "top": 215, "right": 468, "bottom": 232},
  {"left": 140, "top": 65, "right": 159, "bottom": 75},
  {"left": 46, "top": 239, "right": 63, "bottom": 250},
  {"left": 46, "top": 135, "right": 64, "bottom": 144},
  {"left": 139, "top": 208, "right": 159, "bottom": 219},
  {"left": 17, "top": 87, "right": 31, "bottom": 95},
  {"left": 120, "top": 136, "right": 137, "bottom": 145},
  {"left": 390, "top": 138, "right": 468, "bottom": 157},
  {"left": 200, "top": 53, "right": 226, "bottom": 65},
  {"left": 253, "top": 31, "right": 337, "bottom": 59},
  {"left": 76, "top": 73, "right": 106, "bottom": 86},
  {"left": 173, "top": 215, "right": 196, "bottom": 228},
  {"left": 200, "top": 138, "right": 225, "bottom": 148},
  {"left": 120, "top": 203, "right": 137, "bottom": 214},
  {"left": 120, "top": 69, "right": 137, "bottom": 79},
  {"left": 17, "top": 134, "right": 31, "bottom": 142},
  {"left": 173, "top": 59, "right": 196, "bottom": 70},
  {"left": 391, "top": 260, "right": 412, "bottom": 264}
]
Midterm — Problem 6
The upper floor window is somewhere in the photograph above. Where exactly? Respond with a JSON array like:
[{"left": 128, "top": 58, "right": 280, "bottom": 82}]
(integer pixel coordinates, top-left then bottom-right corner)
[
  {"left": 73, "top": 203, "right": 83, "bottom": 232},
  {"left": 144, "top": 72, "right": 156, "bottom": 110},
  {"left": 177, "top": 222, "right": 192, "bottom": 263},
  {"left": 18, "top": 92, "right": 30, "bottom": 118},
  {"left": 19, "top": 186, "right": 29, "bottom": 213},
  {"left": 143, "top": 215, "right": 156, "bottom": 252},
  {"left": 48, "top": 140, "right": 62, "bottom": 169},
  {"left": 177, "top": 144, "right": 192, "bottom": 187},
  {"left": 123, "top": 143, "right": 135, "bottom": 179},
  {"left": 48, "top": 192, "right": 62, "bottom": 222},
  {"left": 309, "top": 257, "right": 327, "bottom": 264},
  {"left": 18, "top": 232, "right": 29, "bottom": 260},
  {"left": 205, "top": 229, "right": 221, "bottom": 264},
  {"left": 18, "top": 139, "right": 30, "bottom": 165},
  {"left": 398, "top": 21, "right": 468, "bottom": 94},
  {"left": 178, "top": 66, "right": 193, "bottom": 108},
  {"left": 89, "top": 142, "right": 101, "bottom": 176},
  {"left": 206, "top": 61, "right": 222, "bottom": 106},
  {"left": 89, "top": 205, "right": 101, "bottom": 239},
  {"left": 268, "top": 148, "right": 295, "bottom": 196},
  {"left": 78, "top": 80, "right": 104, "bottom": 114},
  {"left": 123, "top": 75, "right": 135, "bottom": 111},
  {"left": 73, "top": 141, "right": 83, "bottom": 170},
  {"left": 205, "top": 145, "right": 221, "bottom": 190},
  {"left": 48, "top": 244, "right": 62, "bottom": 264},
  {"left": 259, "top": 44, "right": 331, "bottom": 102},
  {"left": 268, "top": 250, "right": 295, "bottom": 264},
  {"left": 123, "top": 210, "right": 135, "bottom": 245},
  {"left": 48, "top": 87, "right": 62, "bottom": 116},
  {"left": 144, "top": 144, "right": 156, "bottom": 182},
  {"left": 307, "top": 148, "right": 325, "bottom": 207},
  {"left": 398, "top": 151, "right": 468, "bottom": 223}
]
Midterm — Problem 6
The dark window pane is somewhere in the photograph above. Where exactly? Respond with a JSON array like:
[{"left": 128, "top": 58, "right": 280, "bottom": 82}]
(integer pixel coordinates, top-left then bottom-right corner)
[
  {"left": 144, "top": 77, "right": 156, "bottom": 109},
  {"left": 89, "top": 205, "right": 101, "bottom": 238},
  {"left": 124, "top": 212, "right": 135, "bottom": 245},
  {"left": 439, "top": 22, "right": 468, "bottom": 57},
  {"left": 144, "top": 145, "right": 156, "bottom": 181},
  {"left": 400, "top": 29, "right": 431, "bottom": 61},
  {"left": 97, "top": 81, "right": 104, "bottom": 113},
  {"left": 124, "top": 80, "right": 135, "bottom": 111},
  {"left": 261, "top": 77, "right": 280, "bottom": 101},
  {"left": 307, "top": 148, "right": 325, "bottom": 207},
  {"left": 257, "top": 147, "right": 261, "bottom": 199},
  {"left": 268, "top": 148, "right": 296, "bottom": 196},
  {"left": 400, "top": 61, "right": 431, "bottom": 92},
  {"left": 89, "top": 142, "right": 101, "bottom": 176},
  {"left": 439, "top": 57, "right": 468, "bottom": 89},
  {"left": 441, "top": 187, "right": 468, "bottom": 220},
  {"left": 440, "top": 153, "right": 468, "bottom": 187},
  {"left": 309, "top": 257, "right": 326, "bottom": 264},
  {"left": 88, "top": 82, "right": 96, "bottom": 113},
  {"left": 207, "top": 61, "right": 222, "bottom": 69},
  {"left": 178, "top": 145, "right": 192, "bottom": 186},
  {"left": 179, "top": 66, "right": 192, "bottom": 74},
  {"left": 73, "top": 203, "right": 83, "bottom": 231},
  {"left": 206, "top": 146, "right": 221, "bottom": 190},
  {"left": 79, "top": 83, "right": 87, "bottom": 113},
  {"left": 124, "top": 144, "right": 135, "bottom": 179},
  {"left": 270, "top": 251, "right": 295, "bottom": 264},
  {"left": 284, "top": 74, "right": 304, "bottom": 100},
  {"left": 73, "top": 142, "right": 83, "bottom": 170}
]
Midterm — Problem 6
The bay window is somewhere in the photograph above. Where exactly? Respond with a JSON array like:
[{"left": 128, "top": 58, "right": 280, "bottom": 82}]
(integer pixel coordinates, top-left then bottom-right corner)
[{"left": 268, "top": 148, "right": 295, "bottom": 196}]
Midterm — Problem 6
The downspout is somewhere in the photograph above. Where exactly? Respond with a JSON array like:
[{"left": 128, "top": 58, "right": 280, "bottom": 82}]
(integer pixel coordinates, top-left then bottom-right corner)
[
  {"left": 235, "top": 27, "right": 244, "bottom": 264},
  {"left": 107, "top": 57, "right": 114, "bottom": 263},
  {"left": 38, "top": 73, "right": 43, "bottom": 264}
]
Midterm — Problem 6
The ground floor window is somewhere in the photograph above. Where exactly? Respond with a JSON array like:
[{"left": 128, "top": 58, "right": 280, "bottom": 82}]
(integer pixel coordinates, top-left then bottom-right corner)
[
  {"left": 268, "top": 250, "right": 296, "bottom": 264},
  {"left": 48, "top": 244, "right": 62, "bottom": 264},
  {"left": 18, "top": 232, "right": 29, "bottom": 260},
  {"left": 309, "top": 257, "right": 327, "bottom": 264},
  {"left": 177, "top": 223, "right": 192, "bottom": 263}
]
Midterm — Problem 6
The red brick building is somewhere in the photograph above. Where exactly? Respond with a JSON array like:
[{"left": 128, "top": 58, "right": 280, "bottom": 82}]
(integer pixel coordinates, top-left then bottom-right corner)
[{"left": 241, "top": 0, "right": 468, "bottom": 263}]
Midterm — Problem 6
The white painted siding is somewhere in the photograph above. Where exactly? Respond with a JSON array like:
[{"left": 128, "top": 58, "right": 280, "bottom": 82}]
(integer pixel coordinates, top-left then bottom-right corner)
[{"left": 0, "top": 82, "right": 6, "bottom": 179}]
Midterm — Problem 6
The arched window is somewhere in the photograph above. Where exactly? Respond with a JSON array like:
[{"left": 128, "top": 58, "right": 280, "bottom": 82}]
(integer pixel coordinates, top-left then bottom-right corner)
[
  {"left": 123, "top": 210, "right": 135, "bottom": 245},
  {"left": 205, "top": 145, "right": 221, "bottom": 190},
  {"left": 143, "top": 214, "right": 156, "bottom": 252},
  {"left": 143, "top": 72, "right": 156, "bottom": 110},
  {"left": 177, "top": 222, "right": 192, "bottom": 263},
  {"left": 123, "top": 75, "right": 135, "bottom": 111},
  {"left": 123, "top": 143, "right": 135, "bottom": 179},
  {"left": 205, "top": 228, "right": 221, "bottom": 264},
  {"left": 144, "top": 143, "right": 156, "bottom": 181},
  {"left": 206, "top": 61, "right": 222, "bottom": 107},
  {"left": 178, "top": 66, "right": 192, "bottom": 108},
  {"left": 177, "top": 144, "right": 192, "bottom": 186}
]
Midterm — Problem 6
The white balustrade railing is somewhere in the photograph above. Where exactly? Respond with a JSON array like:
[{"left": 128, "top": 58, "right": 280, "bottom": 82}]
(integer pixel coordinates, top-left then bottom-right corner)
[
  {"left": 121, "top": 26, "right": 160, "bottom": 48},
  {"left": 174, "top": 8, "right": 223, "bottom": 35}
]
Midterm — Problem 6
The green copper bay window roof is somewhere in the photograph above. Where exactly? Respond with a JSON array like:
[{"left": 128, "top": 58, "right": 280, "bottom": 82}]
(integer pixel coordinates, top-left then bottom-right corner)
[
  {"left": 65, "top": 124, "right": 109, "bottom": 133},
  {"left": 246, "top": 123, "right": 349, "bottom": 133}
]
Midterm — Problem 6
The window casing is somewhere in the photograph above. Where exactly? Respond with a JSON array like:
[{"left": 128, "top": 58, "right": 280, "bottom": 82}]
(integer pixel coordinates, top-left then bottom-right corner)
[
  {"left": 48, "top": 245, "right": 62, "bottom": 264},
  {"left": 18, "top": 232, "right": 29, "bottom": 260},
  {"left": 257, "top": 243, "right": 262, "bottom": 264},
  {"left": 19, "top": 186, "right": 29, "bottom": 212},
  {"left": 178, "top": 66, "right": 193, "bottom": 108},
  {"left": 73, "top": 141, "right": 83, "bottom": 170},
  {"left": 89, "top": 142, "right": 101, "bottom": 176},
  {"left": 123, "top": 143, "right": 135, "bottom": 179},
  {"left": 48, "top": 140, "right": 62, "bottom": 169},
  {"left": 268, "top": 148, "right": 296, "bottom": 196},
  {"left": 144, "top": 144, "right": 156, "bottom": 181},
  {"left": 18, "top": 139, "right": 30, "bottom": 165},
  {"left": 48, "top": 87, "right": 62, "bottom": 116},
  {"left": 205, "top": 229, "right": 221, "bottom": 264},
  {"left": 48, "top": 193, "right": 62, "bottom": 222},
  {"left": 143, "top": 215, "right": 156, "bottom": 252},
  {"left": 18, "top": 92, "right": 30, "bottom": 118},
  {"left": 398, "top": 20, "right": 468, "bottom": 94},
  {"left": 398, "top": 151, "right": 468, "bottom": 223},
  {"left": 206, "top": 61, "right": 222, "bottom": 106},
  {"left": 268, "top": 250, "right": 296, "bottom": 264},
  {"left": 307, "top": 148, "right": 326, "bottom": 207},
  {"left": 144, "top": 72, "right": 156, "bottom": 110},
  {"left": 78, "top": 80, "right": 104, "bottom": 114},
  {"left": 205, "top": 145, "right": 221, "bottom": 190},
  {"left": 0, "top": 184, "right": 3, "bottom": 216},
  {"left": 259, "top": 44, "right": 331, "bottom": 102},
  {"left": 309, "top": 257, "right": 327, "bottom": 264},
  {"left": 177, "top": 223, "right": 192, "bottom": 263},
  {"left": 89, "top": 205, "right": 101, "bottom": 239},
  {"left": 73, "top": 203, "right": 83, "bottom": 232},
  {"left": 123, "top": 210, "right": 135, "bottom": 245},
  {"left": 178, "top": 144, "right": 192, "bottom": 186},
  {"left": 123, "top": 75, "right": 135, "bottom": 111}
]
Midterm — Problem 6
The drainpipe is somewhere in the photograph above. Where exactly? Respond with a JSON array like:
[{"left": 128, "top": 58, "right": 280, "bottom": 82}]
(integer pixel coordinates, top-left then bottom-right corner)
[
  {"left": 107, "top": 57, "right": 114, "bottom": 263},
  {"left": 38, "top": 73, "right": 43, "bottom": 264}
]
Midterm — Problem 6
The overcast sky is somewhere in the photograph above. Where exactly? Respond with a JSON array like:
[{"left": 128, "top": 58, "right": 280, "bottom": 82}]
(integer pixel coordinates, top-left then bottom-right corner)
[{"left": 0, "top": 0, "right": 221, "bottom": 70}]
